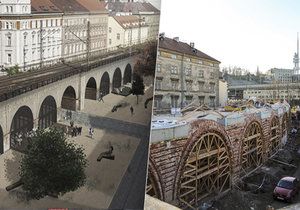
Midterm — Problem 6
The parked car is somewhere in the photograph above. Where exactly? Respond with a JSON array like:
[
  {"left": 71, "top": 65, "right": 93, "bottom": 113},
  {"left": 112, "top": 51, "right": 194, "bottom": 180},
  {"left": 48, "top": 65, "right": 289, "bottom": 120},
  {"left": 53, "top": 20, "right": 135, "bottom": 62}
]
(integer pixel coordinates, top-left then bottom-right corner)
[{"left": 273, "top": 176, "right": 299, "bottom": 202}]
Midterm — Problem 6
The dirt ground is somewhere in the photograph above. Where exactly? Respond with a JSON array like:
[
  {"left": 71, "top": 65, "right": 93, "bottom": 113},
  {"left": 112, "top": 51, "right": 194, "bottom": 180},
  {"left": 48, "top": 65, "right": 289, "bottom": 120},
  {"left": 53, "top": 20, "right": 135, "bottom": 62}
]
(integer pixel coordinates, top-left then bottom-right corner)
[{"left": 201, "top": 127, "right": 300, "bottom": 210}]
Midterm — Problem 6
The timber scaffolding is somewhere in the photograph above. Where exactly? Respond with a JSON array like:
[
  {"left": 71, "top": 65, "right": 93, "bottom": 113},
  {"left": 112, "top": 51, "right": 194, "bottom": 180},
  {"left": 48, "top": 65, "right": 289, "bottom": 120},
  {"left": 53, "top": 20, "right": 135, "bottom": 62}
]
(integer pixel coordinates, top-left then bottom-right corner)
[
  {"left": 147, "top": 101, "right": 290, "bottom": 210},
  {"left": 0, "top": 43, "right": 149, "bottom": 103}
]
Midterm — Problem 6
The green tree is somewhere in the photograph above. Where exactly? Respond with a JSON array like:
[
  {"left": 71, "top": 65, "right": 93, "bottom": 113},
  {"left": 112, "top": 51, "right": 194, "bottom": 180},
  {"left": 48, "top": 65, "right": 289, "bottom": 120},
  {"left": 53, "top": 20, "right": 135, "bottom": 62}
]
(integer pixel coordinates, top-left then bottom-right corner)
[
  {"left": 19, "top": 128, "right": 88, "bottom": 199},
  {"left": 132, "top": 73, "right": 145, "bottom": 104},
  {"left": 134, "top": 41, "right": 157, "bottom": 77},
  {"left": 5, "top": 65, "right": 20, "bottom": 76}
]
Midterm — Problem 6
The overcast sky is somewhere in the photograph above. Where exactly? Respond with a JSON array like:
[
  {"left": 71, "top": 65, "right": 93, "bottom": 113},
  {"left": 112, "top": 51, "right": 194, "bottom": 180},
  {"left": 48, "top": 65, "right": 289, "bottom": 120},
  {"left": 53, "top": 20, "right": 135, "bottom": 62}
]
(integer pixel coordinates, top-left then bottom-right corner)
[{"left": 159, "top": 0, "right": 300, "bottom": 73}]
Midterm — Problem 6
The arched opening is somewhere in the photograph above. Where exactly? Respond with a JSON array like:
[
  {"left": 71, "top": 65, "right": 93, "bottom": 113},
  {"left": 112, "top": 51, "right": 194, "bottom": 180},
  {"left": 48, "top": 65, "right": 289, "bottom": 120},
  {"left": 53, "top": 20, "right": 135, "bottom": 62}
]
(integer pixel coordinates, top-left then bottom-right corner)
[
  {"left": 282, "top": 113, "right": 288, "bottom": 137},
  {"left": 123, "top": 64, "right": 132, "bottom": 84},
  {"left": 38, "top": 96, "right": 57, "bottom": 129},
  {"left": 269, "top": 116, "right": 280, "bottom": 156},
  {"left": 100, "top": 72, "right": 110, "bottom": 96},
  {"left": 10, "top": 106, "right": 34, "bottom": 150},
  {"left": 61, "top": 86, "right": 76, "bottom": 111},
  {"left": 85, "top": 77, "right": 97, "bottom": 100},
  {"left": 241, "top": 122, "right": 263, "bottom": 173},
  {"left": 0, "top": 125, "right": 3, "bottom": 155},
  {"left": 178, "top": 133, "right": 231, "bottom": 209},
  {"left": 112, "top": 68, "right": 122, "bottom": 90}
]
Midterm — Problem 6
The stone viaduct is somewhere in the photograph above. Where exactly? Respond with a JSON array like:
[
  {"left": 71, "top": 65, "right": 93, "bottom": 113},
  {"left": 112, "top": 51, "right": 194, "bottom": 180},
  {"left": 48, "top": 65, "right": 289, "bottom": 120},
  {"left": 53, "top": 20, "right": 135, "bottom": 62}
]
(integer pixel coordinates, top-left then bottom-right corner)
[
  {"left": 147, "top": 104, "right": 290, "bottom": 209},
  {"left": 0, "top": 55, "right": 137, "bottom": 155}
]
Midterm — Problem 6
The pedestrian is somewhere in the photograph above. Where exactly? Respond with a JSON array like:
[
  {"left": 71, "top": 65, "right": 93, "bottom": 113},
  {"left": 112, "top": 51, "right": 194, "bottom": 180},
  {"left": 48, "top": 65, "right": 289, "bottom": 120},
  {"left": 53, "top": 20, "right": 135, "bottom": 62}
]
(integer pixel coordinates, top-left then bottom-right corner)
[
  {"left": 78, "top": 127, "right": 82, "bottom": 135},
  {"left": 73, "top": 127, "right": 77, "bottom": 137},
  {"left": 98, "top": 92, "right": 104, "bottom": 103},
  {"left": 130, "top": 106, "right": 134, "bottom": 115},
  {"left": 70, "top": 120, "right": 74, "bottom": 127},
  {"left": 89, "top": 127, "right": 94, "bottom": 138}
]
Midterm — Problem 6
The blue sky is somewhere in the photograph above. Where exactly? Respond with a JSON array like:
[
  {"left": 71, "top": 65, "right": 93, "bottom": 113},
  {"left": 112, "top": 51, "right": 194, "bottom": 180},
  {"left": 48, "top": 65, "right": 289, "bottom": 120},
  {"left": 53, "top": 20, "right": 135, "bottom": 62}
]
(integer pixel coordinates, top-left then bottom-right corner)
[{"left": 159, "top": 0, "right": 300, "bottom": 73}]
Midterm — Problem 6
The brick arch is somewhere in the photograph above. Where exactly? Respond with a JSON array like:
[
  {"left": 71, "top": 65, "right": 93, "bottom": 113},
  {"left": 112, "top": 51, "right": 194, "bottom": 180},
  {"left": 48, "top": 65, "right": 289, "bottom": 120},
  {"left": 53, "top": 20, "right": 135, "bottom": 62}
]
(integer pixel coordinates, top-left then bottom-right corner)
[
  {"left": 146, "top": 157, "right": 165, "bottom": 200},
  {"left": 240, "top": 118, "right": 265, "bottom": 175},
  {"left": 174, "top": 120, "right": 232, "bottom": 208}
]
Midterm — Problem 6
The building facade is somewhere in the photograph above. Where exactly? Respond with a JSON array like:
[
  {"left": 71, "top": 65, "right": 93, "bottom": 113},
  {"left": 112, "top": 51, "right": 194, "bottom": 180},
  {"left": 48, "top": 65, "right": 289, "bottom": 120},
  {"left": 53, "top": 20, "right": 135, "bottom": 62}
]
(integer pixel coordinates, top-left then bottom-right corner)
[
  {"left": 107, "top": 2, "right": 160, "bottom": 40},
  {"left": 266, "top": 68, "right": 293, "bottom": 83},
  {"left": 107, "top": 15, "right": 148, "bottom": 49},
  {"left": 0, "top": 0, "right": 63, "bottom": 70},
  {"left": 154, "top": 35, "right": 220, "bottom": 112},
  {"left": 0, "top": 0, "right": 108, "bottom": 71}
]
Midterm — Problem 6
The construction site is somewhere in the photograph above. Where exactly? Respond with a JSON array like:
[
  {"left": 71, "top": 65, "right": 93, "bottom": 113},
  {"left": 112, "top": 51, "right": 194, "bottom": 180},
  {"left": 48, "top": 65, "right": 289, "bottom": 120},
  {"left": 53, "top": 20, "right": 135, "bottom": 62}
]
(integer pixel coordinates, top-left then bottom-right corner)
[{"left": 146, "top": 100, "right": 300, "bottom": 210}]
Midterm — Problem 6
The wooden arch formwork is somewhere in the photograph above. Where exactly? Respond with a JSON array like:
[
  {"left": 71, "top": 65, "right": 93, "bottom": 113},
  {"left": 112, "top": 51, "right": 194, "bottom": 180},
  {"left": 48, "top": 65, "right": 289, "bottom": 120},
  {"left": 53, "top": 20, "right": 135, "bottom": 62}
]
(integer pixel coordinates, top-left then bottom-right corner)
[
  {"left": 281, "top": 113, "right": 288, "bottom": 137},
  {"left": 268, "top": 116, "right": 280, "bottom": 156},
  {"left": 241, "top": 121, "right": 264, "bottom": 174},
  {"left": 177, "top": 131, "right": 231, "bottom": 209},
  {"left": 146, "top": 159, "right": 164, "bottom": 200}
]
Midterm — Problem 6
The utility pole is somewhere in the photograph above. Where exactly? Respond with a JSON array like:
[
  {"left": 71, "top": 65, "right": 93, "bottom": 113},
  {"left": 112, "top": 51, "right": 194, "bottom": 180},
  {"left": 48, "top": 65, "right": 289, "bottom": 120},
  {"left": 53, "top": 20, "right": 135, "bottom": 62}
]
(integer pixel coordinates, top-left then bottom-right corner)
[
  {"left": 180, "top": 53, "right": 185, "bottom": 108},
  {"left": 23, "top": 47, "right": 26, "bottom": 71},
  {"left": 86, "top": 20, "right": 90, "bottom": 71},
  {"left": 39, "top": 20, "right": 43, "bottom": 68}
]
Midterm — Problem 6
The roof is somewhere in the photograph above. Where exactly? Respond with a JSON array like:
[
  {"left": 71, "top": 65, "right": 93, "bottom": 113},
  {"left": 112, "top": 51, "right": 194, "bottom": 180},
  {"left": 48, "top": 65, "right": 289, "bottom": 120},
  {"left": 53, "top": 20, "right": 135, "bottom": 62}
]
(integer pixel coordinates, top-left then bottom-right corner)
[
  {"left": 281, "top": 177, "right": 297, "bottom": 182},
  {"left": 49, "top": 0, "right": 89, "bottom": 13},
  {"left": 159, "top": 37, "right": 220, "bottom": 63},
  {"left": 107, "top": 2, "right": 160, "bottom": 15},
  {"left": 75, "top": 0, "right": 107, "bottom": 13},
  {"left": 113, "top": 15, "right": 146, "bottom": 29},
  {"left": 31, "top": 0, "right": 62, "bottom": 14}
]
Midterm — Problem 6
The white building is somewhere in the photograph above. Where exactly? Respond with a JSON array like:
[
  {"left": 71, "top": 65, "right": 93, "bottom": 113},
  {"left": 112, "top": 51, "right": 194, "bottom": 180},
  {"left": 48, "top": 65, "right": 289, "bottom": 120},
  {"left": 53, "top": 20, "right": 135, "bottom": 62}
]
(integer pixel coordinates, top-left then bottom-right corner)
[
  {"left": 266, "top": 68, "right": 293, "bottom": 83},
  {"left": 107, "top": 15, "right": 148, "bottom": 49},
  {"left": 0, "top": 0, "right": 63, "bottom": 70}
]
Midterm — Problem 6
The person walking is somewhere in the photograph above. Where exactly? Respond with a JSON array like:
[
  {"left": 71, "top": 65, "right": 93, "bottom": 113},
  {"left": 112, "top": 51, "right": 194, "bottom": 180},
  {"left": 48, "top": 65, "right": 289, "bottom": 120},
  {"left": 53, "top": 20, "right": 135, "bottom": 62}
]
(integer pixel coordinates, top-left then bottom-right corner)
[
  {"left": 130, "top": 106, "right": 134, "bottom": 116},
  {"left": 89, "top": 127, "right": 94, "bottom": 139},
  {"left": 98, "top": 92, "right": 104, "bottom": 103}
]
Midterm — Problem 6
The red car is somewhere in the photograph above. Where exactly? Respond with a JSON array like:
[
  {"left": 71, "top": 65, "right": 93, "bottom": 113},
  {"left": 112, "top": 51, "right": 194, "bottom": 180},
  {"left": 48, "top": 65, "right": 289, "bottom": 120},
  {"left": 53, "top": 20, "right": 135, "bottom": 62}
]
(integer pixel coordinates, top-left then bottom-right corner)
[{"left": 273, "top": 176, "right": 299, "bottom": 202}]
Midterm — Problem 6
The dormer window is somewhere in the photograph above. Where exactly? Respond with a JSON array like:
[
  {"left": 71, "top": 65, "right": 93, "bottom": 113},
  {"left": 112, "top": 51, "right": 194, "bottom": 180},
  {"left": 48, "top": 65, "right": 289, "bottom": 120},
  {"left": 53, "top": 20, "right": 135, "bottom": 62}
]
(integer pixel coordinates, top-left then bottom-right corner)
[{"left": 6, "top": 6, "right": 13, "bottom": 13}]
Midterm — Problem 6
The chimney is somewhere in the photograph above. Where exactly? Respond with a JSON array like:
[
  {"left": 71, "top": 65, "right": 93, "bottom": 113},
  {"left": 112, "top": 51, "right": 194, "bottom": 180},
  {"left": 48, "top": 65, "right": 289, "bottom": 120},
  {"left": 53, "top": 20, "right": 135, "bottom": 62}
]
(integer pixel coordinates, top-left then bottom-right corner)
[
  {"left": 190, "top": 42, "right": 194, "bottom": 48},
  {"left": 173, "top": 37, "right": 179, "bottom": 42},
  {"left": 159, "top": 32, "right": 165, "bottom": 40}
]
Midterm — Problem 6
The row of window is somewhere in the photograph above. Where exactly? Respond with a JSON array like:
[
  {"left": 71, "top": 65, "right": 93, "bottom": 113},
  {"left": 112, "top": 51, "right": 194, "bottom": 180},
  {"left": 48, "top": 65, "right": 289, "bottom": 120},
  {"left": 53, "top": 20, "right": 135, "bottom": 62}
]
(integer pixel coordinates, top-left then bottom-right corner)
[
  {"left": 4, "top": 5, "right": 29, "bottom": 13},
  {"left": 3, "top": 19, "right": 61, "bottom": 30},
  {"left": 155, "top": 79, "right": 215, "bottom": 92},
  {"left": 157, "top": 63, "right": 215, "bottom": 78},
  {"left": 5, "top": 46, "right": 61, "bottom": 64},
  {"left": 154, "top": 95, "right": 215, "bottom": 108}
]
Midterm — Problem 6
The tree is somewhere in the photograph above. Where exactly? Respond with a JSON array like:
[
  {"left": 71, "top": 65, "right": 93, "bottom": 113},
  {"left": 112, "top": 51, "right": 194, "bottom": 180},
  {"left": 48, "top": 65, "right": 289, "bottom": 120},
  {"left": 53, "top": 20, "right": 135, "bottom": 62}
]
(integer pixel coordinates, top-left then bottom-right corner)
[
  {"left": 5, "top": 65, "right": 21, "bottom": 76},
  {"left": 19, "top": 128, "right": 88, "bottom": 199},
  {"left": 131, "top": 73, "right": 145, "bottom": 104},
  {"left": 133, "top": 41, "right": 157, "bottom": 77}
]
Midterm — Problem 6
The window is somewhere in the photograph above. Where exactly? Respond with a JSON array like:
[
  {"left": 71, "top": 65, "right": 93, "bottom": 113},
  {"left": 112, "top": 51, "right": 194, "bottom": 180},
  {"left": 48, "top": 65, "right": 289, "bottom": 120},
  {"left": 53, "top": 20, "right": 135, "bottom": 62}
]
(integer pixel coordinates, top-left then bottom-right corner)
[
  {"left": 185, "top": 66, "right": 192, "bottom": 76},
  {"left": 32, "top": 33, "right": 35, "bottom": 44},
  {"left": 210, "top": 72, "right": 214, "bottom": 79},
  {"left": 171, "top": 54, "right": 177, "bottom": 59},
  {"left": 157, "top": 63, "right": 161, "bottom": 72},
  {"left": 171, "top": 65, "right": 178, "bottom": 74},
  {"left": 7, "top": 54, "right": 12, "bottom": 63},
  {"left": 32, "top": 50, "right": 35, "bottom": 60},
  {"left": 109, "top": 27, "right": 112, "bottom": 33},
  {"left": 209, "top": 97, "right": 215, "bottom": 107},
  {"left": 154, "top": 95, "right": 162, "bottom": 109},
  {"left": 199, "top": 96, "right": 205, "bottom": 105},
  {"left": 109, "top": 39, "right": 112, "bottom": 45},
  {"left": 117, "top": 33, "right": 120, "bottom": 40},
  {"left": 171, "top": 80, "right": 179, "bottom": 90},
  {"left": 6, "top": 34, "right": 12, "bottom": 46},
  {"left": 155, "top": 79, "right": 162, "bottom": 90},
  {"left": 210, "top": 83, "right": 215, "bottom": 92},
  {"left": 198, "top": 70, "right": 204, "bottom": 78},
  {"left": 186, "top": 81, "right": 193, "bottom": 91},
  {"left": 5, "top": 22, "right": 12, "bottom": 29},
  {"left": 171, "top": 95, "right": 179, "bottom": 108},
  {"left": 24, "top": 34, "right": 27, "bottom": 45},
  {"left": 198, "top": 82, "right": 205, "bottom": 91}
]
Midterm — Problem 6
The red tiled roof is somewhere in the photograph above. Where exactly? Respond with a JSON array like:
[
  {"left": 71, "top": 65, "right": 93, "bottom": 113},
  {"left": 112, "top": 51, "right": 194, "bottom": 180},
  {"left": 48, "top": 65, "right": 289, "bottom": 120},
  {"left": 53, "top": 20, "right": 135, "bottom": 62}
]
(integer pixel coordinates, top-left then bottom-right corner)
[
  {"left": 113, "top": 15, "right": 146, "bottom": 29},
  {"left": 107, "top": 2, "right": 160, "bottom": 15},
  {"left": 31, "top": 0, "right": 62, "bottom": 13},
  {"left": 49, "top": 0, "right": 89, "bottom": 13},
  {"left": 76, "top": 0, "right": 107, "bottom": 13},
  {"left": 159, "top": 37, "right": 220, "bottom": 63}
]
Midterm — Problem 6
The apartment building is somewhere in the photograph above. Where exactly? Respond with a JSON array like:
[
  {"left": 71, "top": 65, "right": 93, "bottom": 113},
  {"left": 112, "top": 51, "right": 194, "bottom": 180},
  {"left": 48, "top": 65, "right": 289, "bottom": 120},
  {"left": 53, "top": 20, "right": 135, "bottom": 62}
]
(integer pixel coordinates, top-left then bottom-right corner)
[{"left": 154, "top": 34, "right": 220, "bottom": 112}]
